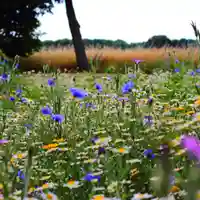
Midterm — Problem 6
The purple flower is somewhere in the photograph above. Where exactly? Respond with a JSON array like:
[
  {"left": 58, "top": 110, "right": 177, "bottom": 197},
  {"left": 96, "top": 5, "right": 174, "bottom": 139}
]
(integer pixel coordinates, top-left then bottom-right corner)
[
  {"left": 9, "top": 96, "right": 15, "bottom": 101},
  {"left": 95, "top": 83, "right": 103, "bottom": 92},
  {"left": 17, "top": 170, "right": 25, "bottom": 180},
  {"left": 0, "top": 139, "right": 9, "bottom": 145},
  {"left": 98, "top": 147, "right": 105, "bottom": 155},
  {"left": 133, "top": 59, "right": 143, "bottom": 65},
  {"left": 70, "top": 88, "right": 88, "bottom": 99},
  {"left": 21, "top": 97, "right": 27, "bottom": 103},
  {"left": 143, "top": 115, "right": 153, "bottom": 125},
  {"left": 147, "top": 97, "right": 153, "bottom": 106},
  {"left": 189, "top": 71, "right": 195, "bottom": 76},
  {"left": 0, "top": 73, "right": 10, "bottom": 81},
  {"left": 174, "top": 68, "right": 180, "bottom": 73},
  {"left": 16, "top": 89, "right": 22, "bottom": 97},
  {"left": 181, "top": 135, "right": 200, "bottom": 160},
  {"left": 48, "top": 78, "right": 55, "bottom": 87},
  {"left": 175, "top": 59, "right": 180, "bottom": 64},
  {"left": 91, "top": 136, "right": 98, "bottom": 144},
  {"left": 121, "top": 81, "right": 134, "bottom": 94},
  {"left": 83, "top": 173, "right": 101, "bottom": 182},
  {"left": 41, "top": 106, "right": 52, "bottom": 115},
  {"left": 15, "top": 63, "right": 20, "bottom": 69},
  {"left": 52, "top": 114, "right": 64, "bottom": 123},
  {"left": 144, "top": 149, "right": 155, "bottom": 159},
  {"left": 196, "top": 68, "right": 200, "bottom": 73}
]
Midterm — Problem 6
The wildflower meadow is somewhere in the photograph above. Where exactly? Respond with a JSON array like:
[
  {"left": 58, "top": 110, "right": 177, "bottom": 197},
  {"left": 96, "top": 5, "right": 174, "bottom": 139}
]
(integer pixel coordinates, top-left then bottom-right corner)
[{"left": 2, "top": 56, "right": 200, "bottom": 200}]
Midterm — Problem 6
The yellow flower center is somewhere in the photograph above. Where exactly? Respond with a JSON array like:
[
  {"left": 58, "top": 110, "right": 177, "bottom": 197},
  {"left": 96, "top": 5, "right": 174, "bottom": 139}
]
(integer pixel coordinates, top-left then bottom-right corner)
[
  {"left": 68, "top": 180, "right": 75, "bottom": 185},
  {"left": 93, "top": 195, "right": 104, "bottom": 200},
  {"left": 47, "top": 193, "right": 53, "bottom": 199},
  {"left": 119, "top": 148, "right": 125, "bottom": 153}
]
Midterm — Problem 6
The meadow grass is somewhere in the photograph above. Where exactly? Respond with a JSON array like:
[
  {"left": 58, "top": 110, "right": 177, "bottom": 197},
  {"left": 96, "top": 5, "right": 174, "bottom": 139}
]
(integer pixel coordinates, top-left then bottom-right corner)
[{"left": 2, "top": 57, "right": 200, "bottom": 200}]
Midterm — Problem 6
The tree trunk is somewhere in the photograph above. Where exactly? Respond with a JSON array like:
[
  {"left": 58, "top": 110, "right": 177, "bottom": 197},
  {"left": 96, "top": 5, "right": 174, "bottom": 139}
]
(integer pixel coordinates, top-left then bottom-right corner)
[{"left": 64, "top": 0, "right": 90, "bottom": 71}]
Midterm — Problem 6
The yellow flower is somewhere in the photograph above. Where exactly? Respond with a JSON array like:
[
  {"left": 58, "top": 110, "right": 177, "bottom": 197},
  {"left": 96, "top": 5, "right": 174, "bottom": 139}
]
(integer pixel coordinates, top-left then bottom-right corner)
[
  {"left": 112, "top": 147, "right": 129, "bottom": 154},
  {"left": 64, "top": 180, "right": 80, "bottom": 189},
  {"left": 92, "top": 195, "right": 104, "bottom": 200},
  {"left": 42, "top": 143, "right": 58, "bottom": 150},
  {"left": 185, "top": 111, "right": 195, "bottom": 115},
  {"left": 53, "top": 138, "right": 64, "bottom": 143},
  {"left": 169, "top": 185, "right": 180, "bottom": 193},
  {"left": 195, "top": 99, "right": 200, "bottom": 106},
  {"left": 130, "top": 168, "right": 139, "bottom": 179},
  {"left": 171, "top": 107, "right": 184, "bottom": 111}
]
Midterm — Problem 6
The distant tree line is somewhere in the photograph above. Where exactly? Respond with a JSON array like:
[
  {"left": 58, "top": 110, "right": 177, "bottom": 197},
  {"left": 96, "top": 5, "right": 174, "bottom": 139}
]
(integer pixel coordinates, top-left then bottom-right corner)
[{"left": 42, "top": 35, "right": 198, "bottom": 49}]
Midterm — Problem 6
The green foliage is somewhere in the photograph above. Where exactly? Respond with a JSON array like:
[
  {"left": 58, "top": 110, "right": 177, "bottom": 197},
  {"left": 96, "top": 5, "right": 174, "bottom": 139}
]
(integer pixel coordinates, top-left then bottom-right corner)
[{"left": 0, "top": 0, "right": 63, "bottom": 58}]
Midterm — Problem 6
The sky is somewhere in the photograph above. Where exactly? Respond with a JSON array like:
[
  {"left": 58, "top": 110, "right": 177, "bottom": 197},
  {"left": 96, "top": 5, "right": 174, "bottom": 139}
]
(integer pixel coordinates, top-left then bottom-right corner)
[{"left": 38, "top": 0, "right": 200, "bottom": 43}]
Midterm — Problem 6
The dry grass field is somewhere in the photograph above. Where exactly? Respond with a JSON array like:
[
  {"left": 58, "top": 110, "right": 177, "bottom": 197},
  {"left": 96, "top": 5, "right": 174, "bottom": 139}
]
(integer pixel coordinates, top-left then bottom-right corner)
[{"left": 19, "top": 46, "right": 200, "bottom": 72}]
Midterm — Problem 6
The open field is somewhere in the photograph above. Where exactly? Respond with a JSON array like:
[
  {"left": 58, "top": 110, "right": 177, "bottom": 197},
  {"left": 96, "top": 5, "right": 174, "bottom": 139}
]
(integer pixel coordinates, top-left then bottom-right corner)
[
  {"left": 2, "top": 59, "right": 200, "bottom": 200},
  {"left": 19, "top": 47, "right": 200, "bottom": 73}
]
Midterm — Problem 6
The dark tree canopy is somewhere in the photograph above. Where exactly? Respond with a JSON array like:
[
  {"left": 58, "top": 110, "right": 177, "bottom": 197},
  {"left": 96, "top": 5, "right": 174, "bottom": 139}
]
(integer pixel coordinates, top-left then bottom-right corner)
[{"left": 0, "top": 0, "right": 62, "bottom": 57}]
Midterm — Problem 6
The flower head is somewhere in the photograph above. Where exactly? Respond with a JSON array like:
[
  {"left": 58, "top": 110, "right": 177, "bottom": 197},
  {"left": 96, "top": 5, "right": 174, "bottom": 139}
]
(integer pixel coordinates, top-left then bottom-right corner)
[
  {"left": 143, "top": 115, "right": 153, "bottom": 126},
  {"left": 16, "top": 89, "right": 22, "bottom": 97},
  {"left": 41, "top": 106, "right": 52, "bottom": 115},
  {"left": 133, "top": 59, "right": 143, "bottom": 65},
  {"left": 95, "top": 83, "right": 103, "bottom": 92},
  {"left": 174, "top": 68, "right": 180, "bottom": 73},
  {"left": 52, "top": 114, "right": 64, "bottom": 123},
  {"left": 83, "top": 173, "right": 101, "bottom": 182},
  {"left": 48, "top": 78, "right": 56, "bottom": 87},
  {"left": 64, "top": 180, "right": 80, "bottom": 189},
  {"left": 144, "top": 149, "right": 155, "bottom": 159},
  {"left": 9, "top": 96, "right": 15, "bottom": 101},
  {"left": 181, "top": 135, "right": 200, "bottom": 160},
  {"left": 121, "top": 81, "right": 134, "bottom": 94},
  {"left": 70, "top": 88, "right": 88, "bottom": 99},
  {"left": 0, "top": 139, "right": 9, "bottom": 145},
  {"left": 0, "top": 73, "right": 10, "bottom": 81}
]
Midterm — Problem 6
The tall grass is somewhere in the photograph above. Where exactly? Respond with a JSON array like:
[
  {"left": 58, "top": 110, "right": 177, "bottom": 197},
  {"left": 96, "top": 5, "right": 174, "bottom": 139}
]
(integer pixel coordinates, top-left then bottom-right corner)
[{"left": 20, "top": 47, "right": 200, "bottom": 73}]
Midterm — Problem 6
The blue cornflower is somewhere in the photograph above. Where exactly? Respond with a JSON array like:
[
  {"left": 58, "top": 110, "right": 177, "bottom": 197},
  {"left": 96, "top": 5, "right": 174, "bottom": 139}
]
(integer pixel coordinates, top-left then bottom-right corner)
[
  {"left": 143, "top": 115, "right": 153, "bottom": 126},
  {"left": 91, "top": 136, "right": 98, "bottom": 144},
  {"left": 98, "top": 147, "right": 105, "bottom": 155},
  {"left": 174, "top": 68, "right": 180, "bottom": 73},
  {"left": 17, "top": 170, "right": 25, "bottom": 180},
  {"left": 9, "top": 96, "right": 15, "bottom": 101},
  {"left": 70, "top": 88, "right": 88, "bottom": 99},
  {"left": 48, "top": 78, "right": 56, "bottom": 87},
  {"left": 121, "top": 81, "right": 134, "bottom": 94},
  {"left": 15, "top": 63, "right": 20, "bottom": 69},
  {"left": 52, "top": 114, "right": 64, "bottom": 123},
  {"left": 144, "top": 149, "right": 155, "bottom": 159},
  {"left": 175, "top": 59, "right": 179, "bottom": 64},
  {"left": 95, "top": 83, "right": 103, "bottom": 92},
  {"left": 21, "top": 97, "right": 27, "bottom": 103},
  {"left": 189, "top": 71, "right": 195, "bottom": 76},
  {"left": 0, "top": 73, "right": 10, "bottom": 81},
  {"left": 147, "top": 97, "right": 153, "bottom": 106},
  {"left": 83, "top": 173, "right": 101, "bottom": 182},
  {"left": 196, "top": 68, "right": 200, "bottom": 73},
  {"left": 41, "top": 106, "right": 52, "bottom": 115},
  {"left": 16, "top": 89, "right": 22, "bottom": 97}
]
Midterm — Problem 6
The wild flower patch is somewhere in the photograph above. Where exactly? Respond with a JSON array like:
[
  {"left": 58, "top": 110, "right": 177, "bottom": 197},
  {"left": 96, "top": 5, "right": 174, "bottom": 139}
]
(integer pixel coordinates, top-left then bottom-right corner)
[{"left": 1, "top": 57, "right": 200, "bottom": 199}]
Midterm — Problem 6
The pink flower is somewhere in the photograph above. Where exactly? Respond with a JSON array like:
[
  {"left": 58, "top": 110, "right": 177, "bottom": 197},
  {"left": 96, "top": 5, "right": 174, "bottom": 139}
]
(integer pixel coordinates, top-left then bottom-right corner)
[{"left": 181, "top": 135, "right": 200, "bottom": 160}]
